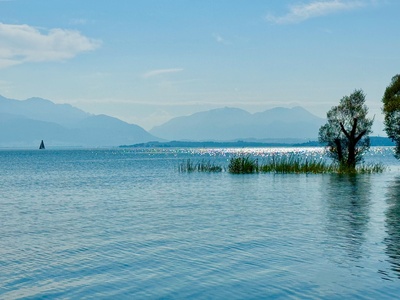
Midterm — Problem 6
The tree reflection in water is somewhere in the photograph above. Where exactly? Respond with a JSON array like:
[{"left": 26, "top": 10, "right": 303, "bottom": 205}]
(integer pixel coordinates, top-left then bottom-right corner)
[
  {"left": 323, "top": 174, "right": 371, "bottom": 263},
  {"left": 384, "top": 176, "right": 400, "bottom": 280}
]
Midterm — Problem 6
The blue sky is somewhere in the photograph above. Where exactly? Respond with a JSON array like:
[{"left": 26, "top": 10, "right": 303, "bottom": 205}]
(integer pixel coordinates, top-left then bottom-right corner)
[{"left": 0, "top": 0, "right": 399, "bottom": 132}]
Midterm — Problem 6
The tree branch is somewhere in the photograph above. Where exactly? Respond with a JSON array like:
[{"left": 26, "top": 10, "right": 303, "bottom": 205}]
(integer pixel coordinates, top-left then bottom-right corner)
[
  {"left": 339, "top": 122, "right": 350, "bottom": 139},
  {"left": 355, "top": 129, "right": 367, "bottom": 144}
]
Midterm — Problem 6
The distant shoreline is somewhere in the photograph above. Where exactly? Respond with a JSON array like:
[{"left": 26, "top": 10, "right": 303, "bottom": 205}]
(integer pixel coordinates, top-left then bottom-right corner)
[{"left": 120, "top": 136, "right": 394, "bottom": 148}]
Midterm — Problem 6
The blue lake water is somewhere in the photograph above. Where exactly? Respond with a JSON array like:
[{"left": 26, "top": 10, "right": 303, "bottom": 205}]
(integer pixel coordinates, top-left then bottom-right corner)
[{"left": 1, "top": 147, "right": 400, "bottom": 299}]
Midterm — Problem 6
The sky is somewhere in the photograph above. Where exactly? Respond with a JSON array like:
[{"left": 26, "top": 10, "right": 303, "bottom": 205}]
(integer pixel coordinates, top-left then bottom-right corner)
[{"left": 0, "top": 0, "right": 399, "bottom": 133}]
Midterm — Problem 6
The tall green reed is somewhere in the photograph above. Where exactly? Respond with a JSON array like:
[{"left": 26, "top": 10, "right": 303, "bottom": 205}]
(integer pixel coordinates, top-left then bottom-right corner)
[
  {"left": 179, "top": 159, "right": 223, "bottom": 173},
  {"left": 228, "top": 155, "right": 259, "bottom": 174}
]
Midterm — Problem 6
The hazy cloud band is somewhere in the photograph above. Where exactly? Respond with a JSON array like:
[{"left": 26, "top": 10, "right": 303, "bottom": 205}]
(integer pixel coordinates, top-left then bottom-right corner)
[
  {"left": 143, "top": 68, "right": 184, "bottom": 79},
  {"left": 266, "top": 0, "right": 365, "bottom": 24}
]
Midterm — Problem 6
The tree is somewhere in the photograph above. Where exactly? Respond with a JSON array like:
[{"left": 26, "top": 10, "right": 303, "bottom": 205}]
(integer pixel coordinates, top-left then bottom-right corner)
[
  {"left": 382, "top": 74, "right": 400, "bottom": 159},
  {"left": 319, "top": 90, "right": 373, "bottom": 169}
]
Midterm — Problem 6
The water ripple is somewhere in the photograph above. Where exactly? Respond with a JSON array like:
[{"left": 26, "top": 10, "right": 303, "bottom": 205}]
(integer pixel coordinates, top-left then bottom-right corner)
[{"left": 1, "top": 149, "right": 400, "bottom": 298}]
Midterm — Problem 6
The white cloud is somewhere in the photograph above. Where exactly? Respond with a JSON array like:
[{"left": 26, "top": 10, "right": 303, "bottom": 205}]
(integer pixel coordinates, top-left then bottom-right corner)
[
  {"left": 142, "top": 68, "right": 184, "bottom": 79},
  {"left": 266, "top": 0, "right": 365, "bottom": 24},
  {"left": 0, "top": 23, "right": 101, "bottom": 68}
]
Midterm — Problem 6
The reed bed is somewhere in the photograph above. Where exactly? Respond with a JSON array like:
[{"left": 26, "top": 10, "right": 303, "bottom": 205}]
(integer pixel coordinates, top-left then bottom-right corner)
[
  {"left": 179, "top": 159, "right": 223, "bottom": 173},
  {"left": 228, "top": 155, "right": 259, "bottom": 174},
  {"left": 336, "top": 162, "right": 386, "bottom": 174},
  {"left": 260, "top": 155, "right": 334, "bottom": 174},
  {"left": 179, "top": 155, "right": 385, "bottom": 174},
  {"left": 229, "top": 155, "right": 385, "bottom": 174}
]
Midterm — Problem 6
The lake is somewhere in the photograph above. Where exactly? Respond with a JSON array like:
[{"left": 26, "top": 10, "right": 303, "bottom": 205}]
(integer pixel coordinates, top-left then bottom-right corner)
[{"left": 1, "top": 147, "right": 400, "bottom": 299}]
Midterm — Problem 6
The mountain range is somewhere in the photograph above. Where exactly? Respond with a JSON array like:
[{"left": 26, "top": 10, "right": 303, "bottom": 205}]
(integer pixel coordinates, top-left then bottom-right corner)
[
  {"left": 150, "top": 106, "right": 326, "bottom": 141},
  {"left": 0, "top": 95, "right": 158, "bottom": 147},
  {"left": 0, "top": 95, "right": 328, "bottom": 147}
]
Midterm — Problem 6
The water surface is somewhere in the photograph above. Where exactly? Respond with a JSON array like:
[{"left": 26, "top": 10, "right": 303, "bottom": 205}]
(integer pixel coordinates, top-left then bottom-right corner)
[{"left": 1, "top": 147, "right": 400, "bottom": 299}]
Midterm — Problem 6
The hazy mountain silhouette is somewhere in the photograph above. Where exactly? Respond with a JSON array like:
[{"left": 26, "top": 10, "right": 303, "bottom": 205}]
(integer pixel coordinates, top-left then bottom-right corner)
[
  {"left": 0, "top": 95, "right": 159, "bottom": 147},
  {"left": 150, "top": 106, "right": 326, "bottom": 141},
  {"left": 0, "top": 95, "right": 89, "bottom": 127}
]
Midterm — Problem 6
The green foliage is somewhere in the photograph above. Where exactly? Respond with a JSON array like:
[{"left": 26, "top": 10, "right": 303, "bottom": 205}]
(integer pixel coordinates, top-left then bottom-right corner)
[
  {"left": 319, "top": 90, "right": 373, "bottom": 169},
  {"left": 382, "top": 74, "right": 400, "bottom": 159},
  {"left": 179, "top": 159, "right": 223, "bottom": 172},
  {"left": 228, "top": 155, "right": 259, "bottom": 174},
  {"left": 260, "top": 155, "right": 334, "bottom": 174}
]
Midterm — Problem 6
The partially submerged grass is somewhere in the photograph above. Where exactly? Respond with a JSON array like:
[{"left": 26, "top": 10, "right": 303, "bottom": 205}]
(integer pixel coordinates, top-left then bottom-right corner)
[
  {"left": 228, "top": 155, "right": 259, "bottom": 174},
  {"left": 179, "top": 155, "right": 385, "bottom": 174},
  {"left": 260, "top": 155, "right": 333, "bottom": 174},
  {"left": 179, "top": 159, "right": 223, "bottom": 173},
  {"left": 336, "top": 162, "right": 386, "bottom": 174},
  {"left": 230, "top": 155, "right": 385, "bottom": 175}
]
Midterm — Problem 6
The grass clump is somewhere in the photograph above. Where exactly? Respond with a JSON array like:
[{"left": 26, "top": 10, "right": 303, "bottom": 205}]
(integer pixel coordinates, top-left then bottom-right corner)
[
  {"left": 228, "top": 154, "right": 385, "bottom": 175},
  {"left": 336, "top": 162, "right": 386, "bottom": 174},
  {"left": 228, "top": 155, "right": 259, "bottom": 174},
  {"left": 260, "top": 155, "right": 333, "bottom": 174},
  {"left": 180, "top": 155, "right": 385, "bottom": 175},
  {"left": 179, "top": 159, "right": 223, "bottom": 173}
]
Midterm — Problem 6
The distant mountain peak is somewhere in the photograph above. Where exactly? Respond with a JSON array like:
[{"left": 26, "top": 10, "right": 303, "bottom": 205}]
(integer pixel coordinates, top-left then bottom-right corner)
[
  {"left": 0, "top": 95, "right": 160, "bottom": 147},
  {"left": 25, "top": 97, "right": 53, "bottom": 104},
  {"left": 150, "top": 106, "right": 326, "bottom": 141}
]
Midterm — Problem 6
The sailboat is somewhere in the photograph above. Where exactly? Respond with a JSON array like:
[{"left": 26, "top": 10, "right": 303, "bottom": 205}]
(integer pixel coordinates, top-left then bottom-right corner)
[{"left": 39, "top": 140, "right": 45, "bottom": 150}]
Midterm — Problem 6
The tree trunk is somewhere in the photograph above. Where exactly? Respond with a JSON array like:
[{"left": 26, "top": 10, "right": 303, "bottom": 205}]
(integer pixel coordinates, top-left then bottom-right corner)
[
  {"left": 340, "top": 119, "right": 358, "bottom": 169},
  {"left": 334, "top": 138, "right": 344, "bottom": 164},
  {"left": 347, "top": 141, "right": 356, "bottom": 169}
]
